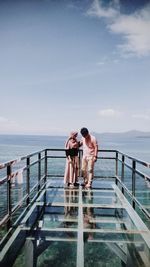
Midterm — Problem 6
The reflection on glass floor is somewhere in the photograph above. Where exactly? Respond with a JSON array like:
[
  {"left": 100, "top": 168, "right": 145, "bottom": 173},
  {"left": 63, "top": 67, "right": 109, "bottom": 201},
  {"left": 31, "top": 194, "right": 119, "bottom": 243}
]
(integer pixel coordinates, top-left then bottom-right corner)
[{"left": 0, "top": 178, "right": 150, "bottom": 267}]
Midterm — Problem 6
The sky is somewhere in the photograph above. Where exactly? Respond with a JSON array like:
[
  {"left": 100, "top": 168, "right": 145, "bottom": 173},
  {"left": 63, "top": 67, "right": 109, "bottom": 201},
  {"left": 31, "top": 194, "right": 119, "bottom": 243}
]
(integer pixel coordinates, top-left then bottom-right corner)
[{"left": 0, "top": 0, "right": 150, "bottom": 135}]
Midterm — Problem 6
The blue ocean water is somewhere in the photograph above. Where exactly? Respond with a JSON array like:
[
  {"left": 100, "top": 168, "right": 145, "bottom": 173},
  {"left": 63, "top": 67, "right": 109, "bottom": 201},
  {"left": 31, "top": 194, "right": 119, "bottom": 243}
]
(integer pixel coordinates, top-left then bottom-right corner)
[
  {"left": 99, "top": 135, "right": 150, "bottom": 163},
  {"left": 0, "top": 134, "right": 150, "bottom": 163},
  {"left": 0, "top": 134, "right": 66, "bottom": 163}
]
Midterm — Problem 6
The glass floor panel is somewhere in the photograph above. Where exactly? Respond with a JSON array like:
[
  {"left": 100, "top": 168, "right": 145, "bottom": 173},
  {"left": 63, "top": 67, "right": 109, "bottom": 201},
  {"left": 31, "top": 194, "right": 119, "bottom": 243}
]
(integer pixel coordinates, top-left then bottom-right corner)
[
  {"left": 84, "top": 240, "right": 149, "bottom": 267},
  {"left": 0, "top": 180, "right": 150, "bottom": 267}
]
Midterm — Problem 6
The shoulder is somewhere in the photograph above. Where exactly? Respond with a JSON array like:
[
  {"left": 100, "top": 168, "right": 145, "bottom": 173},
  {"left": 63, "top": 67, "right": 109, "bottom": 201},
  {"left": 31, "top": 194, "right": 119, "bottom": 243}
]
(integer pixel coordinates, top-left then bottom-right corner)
[
  {"left": 90, "top": 135, "right": 96, "bottom": 141},
  {"left": 90, "top": 135, "right": 98, "bottom": 144},
  {"left": 65, "top": 138, "right": 71, "bottom": 149}
]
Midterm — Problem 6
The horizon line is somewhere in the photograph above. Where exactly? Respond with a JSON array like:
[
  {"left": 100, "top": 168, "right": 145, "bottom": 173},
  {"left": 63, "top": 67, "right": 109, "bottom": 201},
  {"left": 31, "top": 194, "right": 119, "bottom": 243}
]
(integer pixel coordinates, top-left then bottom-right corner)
[{"left": 0, "top": 129, "right": 150, "bottom": 137}]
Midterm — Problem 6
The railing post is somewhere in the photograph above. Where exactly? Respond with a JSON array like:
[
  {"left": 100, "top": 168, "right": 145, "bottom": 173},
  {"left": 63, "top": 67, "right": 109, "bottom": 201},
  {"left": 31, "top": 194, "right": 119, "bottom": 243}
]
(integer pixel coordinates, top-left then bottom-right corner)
[
  {"left": 115, "top": 152, "right": 118, "bottom": 184},
  {"left": 121, "top": 155, "right": 125, "bottom": 181},
  {"left": 132, "top": 160, "right": 136, "bottom": 209},
  {"left": 78, "top": 149, "right": 82, "bottom": 177},
  {"left": 7, "top": 164, "right": 12, "bottom": 227},
  {"left": 38, "top": 152, "right": 41, "bottom": 191},
  {"left": 44, "top": 150, "right": 47, "bottom": 183},
  {"left": 26, "top": 157, "right": 30, "bottom": 205},
  {"left": 121, "top": 155, "right": 125, "bottom": 194}
]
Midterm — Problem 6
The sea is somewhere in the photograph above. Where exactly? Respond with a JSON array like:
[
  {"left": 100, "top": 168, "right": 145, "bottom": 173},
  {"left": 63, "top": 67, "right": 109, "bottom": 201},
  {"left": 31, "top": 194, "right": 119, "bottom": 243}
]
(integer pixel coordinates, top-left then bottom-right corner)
[{"left": 0, "top": 134, "right": 150, "bottom": 164}]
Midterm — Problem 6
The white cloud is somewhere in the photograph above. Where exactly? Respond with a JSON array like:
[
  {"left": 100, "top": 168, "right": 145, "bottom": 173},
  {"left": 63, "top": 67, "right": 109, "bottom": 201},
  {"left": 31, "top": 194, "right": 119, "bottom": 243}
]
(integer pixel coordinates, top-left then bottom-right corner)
[
  {"left": 96, "top": 57, "right": 119, "bottom": 66},
  {"left": 87, "top": 0, "right": 118, "bottom": 19},
  {"left": 110, "top": 12, "right": 150, "bottom": 57},
  {"left": 98, "top": 108, "right": 121, "bottom": 117},
  {"left": 97, "top": 61, "right": 105, "bottom": 66},
  {"left": 87, "top": 0, "right": 150, "bottom": 57}
]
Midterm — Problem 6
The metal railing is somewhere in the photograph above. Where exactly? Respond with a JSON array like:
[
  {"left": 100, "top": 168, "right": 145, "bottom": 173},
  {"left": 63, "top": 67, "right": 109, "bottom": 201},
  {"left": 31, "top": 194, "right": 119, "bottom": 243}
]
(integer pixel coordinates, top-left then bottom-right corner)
[
  {"left": 0, "top": 148, "right": 150, "bottom": 231},
  {"left": 116, "top": 151, "right": 150, "bottom": 220}
]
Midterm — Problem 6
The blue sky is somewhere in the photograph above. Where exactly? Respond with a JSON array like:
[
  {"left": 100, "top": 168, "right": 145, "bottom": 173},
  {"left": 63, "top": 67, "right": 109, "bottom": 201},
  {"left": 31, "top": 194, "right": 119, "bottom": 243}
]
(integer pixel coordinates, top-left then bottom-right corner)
[{"left": 0, "top": 0, "right": 150, "bottom": 135}]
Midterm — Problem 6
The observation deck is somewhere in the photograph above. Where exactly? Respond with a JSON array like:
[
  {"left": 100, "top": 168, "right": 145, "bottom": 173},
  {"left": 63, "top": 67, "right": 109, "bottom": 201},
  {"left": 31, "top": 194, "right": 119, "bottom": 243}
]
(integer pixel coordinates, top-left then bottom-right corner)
[{"left": 0, "top": 149, "right": 150, "bottom": 267}]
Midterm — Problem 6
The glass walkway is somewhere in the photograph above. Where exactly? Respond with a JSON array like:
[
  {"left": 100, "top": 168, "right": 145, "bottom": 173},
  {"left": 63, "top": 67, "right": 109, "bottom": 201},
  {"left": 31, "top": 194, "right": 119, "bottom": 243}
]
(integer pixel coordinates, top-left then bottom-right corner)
[{"left": 0, "top": 149, "right": 150, "bottom": 267}]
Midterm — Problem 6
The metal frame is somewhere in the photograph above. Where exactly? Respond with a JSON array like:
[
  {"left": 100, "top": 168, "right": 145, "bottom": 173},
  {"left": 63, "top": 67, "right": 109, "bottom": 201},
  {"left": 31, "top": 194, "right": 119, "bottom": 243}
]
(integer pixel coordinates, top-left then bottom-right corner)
[
  {"left": 0, "top": 148, "right": 150, "bottom": 229},
  {"left": 1, "top": 183, "right": 150, "bottom": 267}
]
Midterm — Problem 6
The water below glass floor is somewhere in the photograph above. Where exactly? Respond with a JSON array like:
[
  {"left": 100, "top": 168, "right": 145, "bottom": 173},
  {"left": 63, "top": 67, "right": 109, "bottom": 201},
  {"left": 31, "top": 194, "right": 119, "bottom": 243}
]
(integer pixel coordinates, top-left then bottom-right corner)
[{"left": 1, "top": 178, "right": 150, "bottom": 267}]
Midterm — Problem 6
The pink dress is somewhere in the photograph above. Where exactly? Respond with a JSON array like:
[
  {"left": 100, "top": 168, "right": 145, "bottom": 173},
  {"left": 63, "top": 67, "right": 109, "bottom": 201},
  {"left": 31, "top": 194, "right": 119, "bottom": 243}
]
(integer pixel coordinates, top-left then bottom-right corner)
[{"left": 64, "top": 137, "right": 79, "bottom": 186}]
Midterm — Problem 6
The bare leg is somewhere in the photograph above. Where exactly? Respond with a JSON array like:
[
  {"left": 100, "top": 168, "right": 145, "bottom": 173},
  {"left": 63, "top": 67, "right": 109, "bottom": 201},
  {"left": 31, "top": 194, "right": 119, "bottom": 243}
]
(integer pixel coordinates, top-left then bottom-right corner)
[{"left": 81, "top": 158, "right": 88, "bottom": 185}]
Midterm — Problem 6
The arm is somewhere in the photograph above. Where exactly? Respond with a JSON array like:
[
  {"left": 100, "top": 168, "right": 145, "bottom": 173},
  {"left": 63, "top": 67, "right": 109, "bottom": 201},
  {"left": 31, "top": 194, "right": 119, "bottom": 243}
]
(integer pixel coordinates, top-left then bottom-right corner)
[
  {"left": 93, "top": 138, "right": 98, "bottom": 162},
  {"left": 65, "top": 150, "right": 72, "bottom": 163},
  {"left": 68, "top": 155, "right": 72, "bottom": 163},
  {"left": 65, "top": 139, "right": 71, "bottom": 161}
]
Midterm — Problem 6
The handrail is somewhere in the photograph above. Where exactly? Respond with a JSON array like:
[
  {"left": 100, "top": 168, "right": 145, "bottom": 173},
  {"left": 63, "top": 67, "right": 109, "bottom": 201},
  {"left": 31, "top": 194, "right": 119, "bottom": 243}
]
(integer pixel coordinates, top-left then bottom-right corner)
[
  {"left": 0, "top": 148, "right": 150, "bottom": 169},
  {"left": 117, "top": 150, "right": 150, "bottom": 167},
  {"left": 0, "top": 148, "right": 150, "bottom": 231},
  {"left": 0, "top": 149, "right": 46, "bottom": 169},
  {"left": 115, "top": 175, "right": 150, "bottom": 219},
  {"left": 118, "top": 158, "right": 150, "bottom": 181}
]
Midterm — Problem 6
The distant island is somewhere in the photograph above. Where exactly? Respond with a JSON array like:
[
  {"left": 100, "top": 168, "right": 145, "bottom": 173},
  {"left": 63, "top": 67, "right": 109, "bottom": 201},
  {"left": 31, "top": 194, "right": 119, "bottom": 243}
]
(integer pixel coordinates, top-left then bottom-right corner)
[
  {"left": 0, "top": 130, "right": 150, "bottom": 139},
  {"left": 92, "top": 130, "right": 150, "bottom": 139}
]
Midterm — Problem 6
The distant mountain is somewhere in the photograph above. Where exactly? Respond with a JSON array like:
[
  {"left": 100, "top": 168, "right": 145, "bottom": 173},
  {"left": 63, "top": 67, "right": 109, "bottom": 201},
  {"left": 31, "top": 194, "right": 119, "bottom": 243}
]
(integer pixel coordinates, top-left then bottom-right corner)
[{"left": 92, "top": 130, "right": 150, "bottom": 139}]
